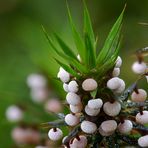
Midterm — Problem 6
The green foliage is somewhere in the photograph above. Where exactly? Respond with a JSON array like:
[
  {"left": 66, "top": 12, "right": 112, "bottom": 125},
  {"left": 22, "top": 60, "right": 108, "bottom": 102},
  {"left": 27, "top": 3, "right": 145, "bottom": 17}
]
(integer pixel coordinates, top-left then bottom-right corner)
[{"left": 42, "top": 3, "right": 125, "bottom": 79}]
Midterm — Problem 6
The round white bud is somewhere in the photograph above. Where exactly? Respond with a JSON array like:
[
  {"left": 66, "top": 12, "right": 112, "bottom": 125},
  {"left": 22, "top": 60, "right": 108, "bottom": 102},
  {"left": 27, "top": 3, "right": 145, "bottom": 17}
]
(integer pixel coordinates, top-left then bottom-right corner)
[
  {"left": 66, "top": 92, "right": 81, "bottom": 105},
  {"left": 81, "top": 121, "right": 97, "bottom": 134},
  {"left": 131, "top": 89, "right": 147, "bottom": 102},
  {"left": 99, "top": 126, "right": 114, "bottom": 136},
  {"left": 48, "top": 128, "right": 63, "bottom": 141},
  {"left": 63, "top": 83, "right": 69, "bottom": 92},
  {"left": 88, "top": 98, "right": 103, "bottom": 109},
  {"left": 70, "top": 104, "right": 83, "bottom": 113},
  {"left": 138, "top": 135, "right": 148, "bottom": 147},
  {"left": 68, "top": 80, "right": 79, "bottom": 93},
  {"left": 132, "top": 62, "right": 147, "bottom": 74},
  {"left": 136, "top": 111, "right": 148, "bottom": 125},
  {"left": 115, "top": 56, "right": 122, "bottom": 68},
  {"left": 82, "top": 78, "right": 98, "bottom": 91},
  {"left": 100, "top": 120, "right": 117, "bottom": 133},
  {"left": 27, "top": 74, "right": 47, "bottom": 89},
  {"left": 70, "top": 135, "right": 87, "bottom": 148},
  {"left": 6, "top": 105, "right": 23, "bottom": 122},
  {"left": 112, "top": 68, "right": 120, "bottom": 77},
  {"left": 107, "top": 77, "right": 122, "bottom": 90},
  {"left": 118, "top": 120, "right": 133, "bottom": 134},
  {"left": 113, "top": 80, "right": 125, "bottom": 94},
  {"left": 65, "top": 114, "right": 79, "bottom": 126},
  {"left": 85, "top": 105, "right": 100, "bottom": 116},
  {"left": 103, "top": 101, "right": 121, "bottom": 117},
  {"left": 57, "top": 67, "right": 70, "bottom": 83}
]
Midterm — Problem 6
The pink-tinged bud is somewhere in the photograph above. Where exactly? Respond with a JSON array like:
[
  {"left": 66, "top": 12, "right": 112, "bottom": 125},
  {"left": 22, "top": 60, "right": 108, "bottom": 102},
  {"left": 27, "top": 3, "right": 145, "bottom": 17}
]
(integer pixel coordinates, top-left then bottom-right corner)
[
  {"left": 138, "top": 135, "right": 148, "bottom": 147},
  {"left": 88, "top": 98, "right": 103, "bottom": 110},
  {"left": 132, "top": 62, "right": 147, "bottom": 74},
  {"left": 48, "top": 128, "right": 63, "bottom": 141},
  {"left": 70, "top": 103, "right": 83, "bottom": 113},
  {"left": 136, "top": 111, "right": 148, "bottom": 125},
  {"left": 85, "top": 105, "right": 100, "bottom": 116},
  {"left": 65, "top": 114, "right": 79, "bottom": 126},
  {"left": 68, "top": 80, "right": 79, "bottom": 93},
  {"left": 66, "top": 92, "right": 81, "bottom": 105}
]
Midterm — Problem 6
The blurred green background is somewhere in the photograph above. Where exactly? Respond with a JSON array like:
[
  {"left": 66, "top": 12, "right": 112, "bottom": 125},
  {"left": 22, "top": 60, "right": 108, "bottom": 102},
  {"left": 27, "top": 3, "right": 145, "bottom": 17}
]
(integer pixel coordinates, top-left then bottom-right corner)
[{"left": 0, "top": 0, "right": 148, "bottom": 147}]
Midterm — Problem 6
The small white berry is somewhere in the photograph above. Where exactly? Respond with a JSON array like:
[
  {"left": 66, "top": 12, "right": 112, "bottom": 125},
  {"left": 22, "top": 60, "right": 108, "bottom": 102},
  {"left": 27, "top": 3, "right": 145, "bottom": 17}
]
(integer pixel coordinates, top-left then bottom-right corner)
[
  {"left": 131, "top": 89, "right": 147, "bottom": 102},
  {"left": 99, "top": 126, "right": 114, "bottom": 136},
  {"left": 81, "top": 121, "right": 97, "bottom": 134},
  {"left": 112, "top": 68, "right": 120, "bottom": 77},
  {"left": 48, "top": 128, "right": 63, "bottom": 141},
  {"left": 68, "top": 80, "right": 79, "bottom": 93},
  {"left": 57, "top": 67, "right": 70, "bottom": 83},
  {"left": 113, "top": 80, "right": 125, "bottom": 94},
  {"left": 115, "top": 56, "right": 122, "bottom": 68},
  {"left": 88, "top": 98, "right": 103, "bottom": 110},
  {"left": 100, "top": 120, "right": 117, "bottom": 133},
  {"left": 6, "top": 105, "right": 23, "bottom": 122},
  {"left": 136, "top": 111, "right": 148, "bottom": 125},
  {"left": 118, "top": 120, "right": 133, "bottom": 134},
  {"left": 132, "top": 61, "right": 147, "bottom": 74},
  {"left": 103, "top": 101, "right": 121, "bottom": 117},
  {"left": 85, "top": 105, "right": 100, "bottom": 116},
  {"left": 138, "top": 135, "right": 148, "bottom": 147},
  {"left": 107, "top": 77, "right": 122, "bottom": 90},
  {"left": 63, "top": 83, "right": 69, "bottom": 92},
  {"left": 70, "top": 104, "right": 83, "bottom": 113},
  {"left": 65, "top": 114, "right": 79, "bottom": 126},
  {"left": 66, "top": 92, "right": 81, "bottom": 105},
  {"left": 82, "top": 78, "right": 98, "bottom": 91}
]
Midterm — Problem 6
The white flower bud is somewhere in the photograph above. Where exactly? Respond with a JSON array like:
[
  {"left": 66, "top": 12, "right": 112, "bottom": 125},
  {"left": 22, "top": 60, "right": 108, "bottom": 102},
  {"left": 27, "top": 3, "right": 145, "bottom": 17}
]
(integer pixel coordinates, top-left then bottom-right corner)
[
  {"left": 107, "top": 77, "right": 122, "bottom": 90},
  {"left": 103, "top": 101, "right": 121, "bottom": 117},
  {"left": 118, "top": 120, "right": 133, "bottom": 134},
  {"left": 81, "top": 121, "right": 97, "bottom": 134},
  {"left": 70, "top": 135, "right": 87, "bottom": 148},
  {"left": 82, "top": 78, "right": 98, "bottom": 91},
  {"left": 70, "top": 103, "right": 83, "bottom": 113},
  {"left": 66, "top": 92, "right": 81, "bottom": 105},
  {"left": 48, "top": 128, "right": 63, "bottom": 141},
  {"left": 112, "top": 68, "right": 120, "bottom": 77},
  {"left": 68, "top": 80, "right": 79, "bottom": 93},
  {"left": 63, "top": 83, "right": 69, "bottom": 92},
  {"left": 115, "top": 56, "right": 122, "bottom": 68},
  {"left": 65, "top": 114, "right": 79, "bottom": 126},
  {"left": 27, "top": 74, "right": 47, "bottom": 89},
  {"left": 57, "top": 67, "right": 70, "bottom": 83},
  {"left": 88, "top": 98, "right": 103, "bottom": 109},
  {"left": 85, "top": 105, "right": 100, "bottom": 116},
  {"left": 131, "top": 89, "right": 147, "bottom": 102},
  {"left": 99, "top": 126, "right": 114, "bottom": 136},
  {"left": 6, "top": 105, "right": 23, "bottom": 122},
  {"left": 138, "top": 135, "right": 148, "bottom": 147},
  {"left": 113, "top": 79, "right": 125, "bottom": 94},
  {"left": 100, "top": 120, "right": 117, "bottom": 133},
  {"left": 132, "top": 61, "right": 147, "bottom": 74},
  {"left": 136, "top": 111, "right": 148, "bottom": 125}
]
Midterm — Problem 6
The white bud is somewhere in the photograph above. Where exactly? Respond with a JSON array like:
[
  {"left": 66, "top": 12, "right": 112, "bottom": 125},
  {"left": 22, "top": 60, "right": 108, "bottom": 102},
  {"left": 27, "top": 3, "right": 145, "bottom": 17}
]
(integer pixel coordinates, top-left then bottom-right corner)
[
  {"left": 63, "top": 83, "right": 69, "bottom": 92},
  {"left": 85, "top": 105, "right": 100, "bottom": 116},
  {"left": 115, "top": 56, "right": 122, "bottom": 68},
  {"left": 132, "top": 61, "right": 147, "bottom": 74},
  {"left": 6, "top": 105, "right": 23, "bottom": 122},
  {"left": 118, "top": 120, "right": 133, "bottom": 134},
  {"left": 88, "top": 98, "right": 103, "bottom": 109},
  {"left": 103, "top": 101, "right": 121, "bottom": 117},
  {"left": 99, "top": 126, "right": 114, "bottom": 136},
  {"left": 82, "top": 78, "right": 98, "bottom": 91},
  {"left": 27, "top": 74, "right": 47, "bottom": 89},
  {"left": 112, "top": 68, "right": 120, "bottom": 77},
  {"left": 57, "top": 67, "right": 70, "bottom": 83},
  {"left": 48, "top": 128, "right": 63, "bottom": 141},
  {"left": 113, "top": 79, "right": 125, "bottom": 94},
  {"left": 107, "top": 77, "right": 122, "bottom": 90},
  {"left": 136, "top": 111, "right": 148, "bottom": 125},
  {"left": 66, "top": 92, "right": 81, "bottom": 105},
  {"left": 100, "top": 120, "right": 117, "bottom": 133},
  {"left": 70, "top": 104, "right": 83, "bottom": 113},
  {"left": 68, "top": 80, "right": 79, "bottom": 93},
  {"left": 81, "top": 121, "right": 97, "bottom": 134},
  {"left": 131, "top": 89, "right": 147, "bottom": 102},
  {"left": 65, "top": 114, "right": 79, "bottom": 126},
  {"left": 70, "top": 135, "right": 87, "bottom": 148},
  {"left": 138, "top": 135, "right": 148, "bottom": 147}
]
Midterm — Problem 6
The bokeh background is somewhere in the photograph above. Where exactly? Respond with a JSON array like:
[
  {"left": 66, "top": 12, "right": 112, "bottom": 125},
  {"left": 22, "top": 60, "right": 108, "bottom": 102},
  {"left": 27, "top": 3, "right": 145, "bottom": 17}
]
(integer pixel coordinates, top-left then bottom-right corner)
[{"left": 0, "top": 0, "right": 148, "bottom": 147}]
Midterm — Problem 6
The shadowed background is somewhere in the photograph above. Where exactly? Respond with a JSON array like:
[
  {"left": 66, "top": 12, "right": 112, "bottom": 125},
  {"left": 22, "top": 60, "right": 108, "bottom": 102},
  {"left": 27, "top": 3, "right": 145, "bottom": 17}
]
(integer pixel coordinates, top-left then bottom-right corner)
[{"left": 0, "top": 0, "right": 148, "bottom": 147}]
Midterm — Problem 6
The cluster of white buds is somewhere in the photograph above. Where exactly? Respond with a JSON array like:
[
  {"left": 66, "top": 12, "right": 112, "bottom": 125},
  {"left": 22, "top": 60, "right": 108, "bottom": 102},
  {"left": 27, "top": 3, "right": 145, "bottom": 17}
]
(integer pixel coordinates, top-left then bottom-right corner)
[
  {"left": 6, "top": 105, "right": 23, "bottom": 122},
  {"left": 27, "top": 73, "right": 49, "bottom": 103}
]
